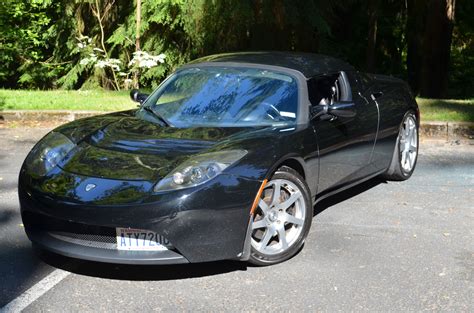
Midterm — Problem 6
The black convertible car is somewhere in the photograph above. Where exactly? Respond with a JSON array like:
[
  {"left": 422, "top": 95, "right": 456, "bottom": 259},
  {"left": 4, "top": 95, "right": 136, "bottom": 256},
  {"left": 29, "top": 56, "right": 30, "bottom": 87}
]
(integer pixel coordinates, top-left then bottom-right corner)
[{"left": 19, "top": 52, "right": 419, "bottom": 265}]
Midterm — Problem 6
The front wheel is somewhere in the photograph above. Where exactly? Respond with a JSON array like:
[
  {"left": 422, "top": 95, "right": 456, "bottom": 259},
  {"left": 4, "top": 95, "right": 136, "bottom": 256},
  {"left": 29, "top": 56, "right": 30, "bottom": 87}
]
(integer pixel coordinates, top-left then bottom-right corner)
[
  {"left": 248, "top": 166, "right": 312, "bottom": 266},
  {"left": 383, "top": 111, "right": 419, "bottom": 181}
]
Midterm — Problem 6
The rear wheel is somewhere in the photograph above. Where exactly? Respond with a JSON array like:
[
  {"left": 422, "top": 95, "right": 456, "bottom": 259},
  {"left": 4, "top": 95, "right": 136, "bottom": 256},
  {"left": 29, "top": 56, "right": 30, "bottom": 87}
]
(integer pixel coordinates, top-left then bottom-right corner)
[
  {"left": 248, "top": 166, "right": 312, "bottom": 266},
  {"left": 383, "top": 112, "right": 419, "bottom": 181}
]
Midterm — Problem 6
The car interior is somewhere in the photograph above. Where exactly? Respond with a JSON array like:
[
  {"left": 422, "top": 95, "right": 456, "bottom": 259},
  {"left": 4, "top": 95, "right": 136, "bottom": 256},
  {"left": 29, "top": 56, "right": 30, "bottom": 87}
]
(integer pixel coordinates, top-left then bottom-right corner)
[{"left": 307, "top": 72, "right": 351, "bottom": 107}]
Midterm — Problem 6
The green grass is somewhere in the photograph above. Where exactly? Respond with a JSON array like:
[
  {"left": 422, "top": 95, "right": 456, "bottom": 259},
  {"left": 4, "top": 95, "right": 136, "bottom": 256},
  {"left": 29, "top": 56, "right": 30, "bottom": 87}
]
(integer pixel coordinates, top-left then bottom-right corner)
[
  {"left": 417, "top": 98, "right": 474, "bottom": 122},
  {"left": 0, "top": 89, "right": 134, "bottom": 111},
  {"left": 0, "top": 89, "right": 472, "bottom": 122}
]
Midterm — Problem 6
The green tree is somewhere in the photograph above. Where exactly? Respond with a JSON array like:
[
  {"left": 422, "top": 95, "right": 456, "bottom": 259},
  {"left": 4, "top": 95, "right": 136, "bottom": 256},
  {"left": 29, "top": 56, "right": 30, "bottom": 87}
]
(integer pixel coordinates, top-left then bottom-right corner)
[{"left": 0, "top": 0, "right": 76, "bottom": 88}]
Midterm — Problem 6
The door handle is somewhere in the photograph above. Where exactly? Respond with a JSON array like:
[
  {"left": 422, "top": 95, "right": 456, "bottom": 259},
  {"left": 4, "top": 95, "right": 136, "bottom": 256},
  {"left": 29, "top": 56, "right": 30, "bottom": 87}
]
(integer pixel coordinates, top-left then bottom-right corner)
[{"left": 371, "top": 91, "right": 384, "bottom": 100}]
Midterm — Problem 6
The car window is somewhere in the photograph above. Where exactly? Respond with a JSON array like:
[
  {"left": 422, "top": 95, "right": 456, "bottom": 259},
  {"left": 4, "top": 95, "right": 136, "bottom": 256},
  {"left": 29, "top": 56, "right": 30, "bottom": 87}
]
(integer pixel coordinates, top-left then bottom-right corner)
[
  {"left": 143, "top": 67, "right": 299, "bottom": 127},
  {"left": 307, "top": 72, "right": 350, "bottom": 106}
]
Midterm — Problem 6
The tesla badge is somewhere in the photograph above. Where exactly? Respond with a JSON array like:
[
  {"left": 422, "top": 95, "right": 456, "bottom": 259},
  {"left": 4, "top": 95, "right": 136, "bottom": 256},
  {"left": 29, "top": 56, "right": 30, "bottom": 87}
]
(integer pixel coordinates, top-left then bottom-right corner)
[{"left": 85, "top": 183, "right": 96, "bottom": 192}]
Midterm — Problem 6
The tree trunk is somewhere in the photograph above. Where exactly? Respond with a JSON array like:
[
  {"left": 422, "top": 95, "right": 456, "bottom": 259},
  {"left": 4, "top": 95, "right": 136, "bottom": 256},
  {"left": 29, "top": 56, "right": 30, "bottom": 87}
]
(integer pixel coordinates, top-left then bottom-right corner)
[
  {"left": 366, "top": 0, "right": 378, "bottom": 73},
  {"left": 419, "top": 0, "right": 456, "bottom": 98},
  {"left": 136, "top": 0, "right": 141, "bottom": 51},
  {"left": 406, "top": 0, "right": 426, "bottom": 95},
  {"left": 134, "top": 0, "right": 141, "bottom": 89}
]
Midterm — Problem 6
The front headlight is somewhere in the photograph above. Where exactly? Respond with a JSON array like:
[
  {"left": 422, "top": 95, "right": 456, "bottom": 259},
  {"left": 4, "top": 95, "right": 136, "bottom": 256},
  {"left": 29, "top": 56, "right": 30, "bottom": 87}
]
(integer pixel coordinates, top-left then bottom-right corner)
[
  {"left": 25, "top": 132, "right": 75, "bottom": 177},
  {"left": 154, "top": 150, "right": 247, "bottom": 192}
]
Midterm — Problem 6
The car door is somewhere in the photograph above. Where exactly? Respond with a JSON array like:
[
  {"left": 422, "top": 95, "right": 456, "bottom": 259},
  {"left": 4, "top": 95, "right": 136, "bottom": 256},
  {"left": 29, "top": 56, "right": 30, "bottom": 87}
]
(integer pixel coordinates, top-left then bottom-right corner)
[{"left": 308, "top": 71, "right": 378, "bottom": 193}]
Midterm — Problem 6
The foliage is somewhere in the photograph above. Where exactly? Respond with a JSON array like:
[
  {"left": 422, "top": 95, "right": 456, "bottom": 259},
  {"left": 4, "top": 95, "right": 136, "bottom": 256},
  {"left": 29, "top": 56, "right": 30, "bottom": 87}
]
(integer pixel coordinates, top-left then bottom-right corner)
[
  {"left": 448, "top": 0, "right": 474, "bottom": 98},
  {"left": 0, "top": 0, "right": 472, "bottom": 99},
  {"left": 0, "top": 0, "right": 76, "bottom": 88}
]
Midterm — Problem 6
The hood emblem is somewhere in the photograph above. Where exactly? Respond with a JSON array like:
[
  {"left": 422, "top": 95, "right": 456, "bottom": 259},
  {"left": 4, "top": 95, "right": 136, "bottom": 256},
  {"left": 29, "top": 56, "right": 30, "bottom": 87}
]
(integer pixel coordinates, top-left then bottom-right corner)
[{"left": 85, "top": 184, "right": 96, "bottom": 192}]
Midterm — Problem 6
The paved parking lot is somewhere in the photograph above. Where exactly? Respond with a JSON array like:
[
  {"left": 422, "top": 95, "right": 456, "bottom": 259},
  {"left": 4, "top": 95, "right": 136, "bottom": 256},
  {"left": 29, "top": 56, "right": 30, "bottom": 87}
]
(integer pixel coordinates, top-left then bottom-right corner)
[{"left": 0, "top": 127, "right": 472, "bottom": 312}]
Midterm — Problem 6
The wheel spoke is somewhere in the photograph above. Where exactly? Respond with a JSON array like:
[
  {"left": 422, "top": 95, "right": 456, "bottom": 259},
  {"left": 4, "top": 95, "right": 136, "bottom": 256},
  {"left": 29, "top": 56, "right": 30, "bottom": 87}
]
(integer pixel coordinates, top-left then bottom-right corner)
[
  {"left": 275, "top": 191, "right": 302, "bottom": 211},
  {"left": 252, "top": 219, "right": 267, "bottom": 230},
  {"left": 409, "top": 143, "right": 417, "bottom": 152},
  {"left": 277, "top": 225, "right": 288, "bottom": 249},
  {"left": 259, "top": 228, "right": 274, "bottom": 249},
  {"left": 259, "top": 199, "right": 269, "bottom": 213},
  {"left": 282, "top": 213, "right": 304, "bottom": 225},
  {"left": 401, "top": 151, "right": 407, "bottom": 169},
  {"left": 408, "top": 152, "right": 414, "bottom": 169},
  {"left": 400, "top": 128, "right": 406, "bottom": 140},
  {"left": 270, "top": 181, "right": 281, "bottom": 206}
]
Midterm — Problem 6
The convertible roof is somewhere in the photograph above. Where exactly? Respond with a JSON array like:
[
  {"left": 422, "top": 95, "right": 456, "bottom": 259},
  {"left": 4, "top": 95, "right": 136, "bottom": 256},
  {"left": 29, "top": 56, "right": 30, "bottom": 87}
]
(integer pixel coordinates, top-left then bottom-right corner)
[{"left": 187, "top": 51, "right": 355, "bottom": 78}]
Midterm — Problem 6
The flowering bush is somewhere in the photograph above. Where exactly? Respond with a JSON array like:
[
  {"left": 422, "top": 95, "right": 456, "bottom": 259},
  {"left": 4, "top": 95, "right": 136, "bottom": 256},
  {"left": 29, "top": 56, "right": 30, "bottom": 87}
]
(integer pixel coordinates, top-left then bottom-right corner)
[{"left": 77, "top": 35, "right": 165, "bottom": 89}]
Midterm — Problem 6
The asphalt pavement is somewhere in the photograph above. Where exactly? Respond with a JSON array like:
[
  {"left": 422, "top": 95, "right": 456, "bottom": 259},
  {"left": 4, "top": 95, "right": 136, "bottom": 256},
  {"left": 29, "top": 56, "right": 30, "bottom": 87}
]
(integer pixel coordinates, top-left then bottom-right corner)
[{"left": 0, "top": 127, "right": 472, "bottom": 312}]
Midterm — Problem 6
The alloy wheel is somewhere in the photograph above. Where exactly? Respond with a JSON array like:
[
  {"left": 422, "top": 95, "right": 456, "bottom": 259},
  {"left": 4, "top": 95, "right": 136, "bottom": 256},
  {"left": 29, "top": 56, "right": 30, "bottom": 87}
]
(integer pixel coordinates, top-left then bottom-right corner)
[
  {"left": 399, "top": 115, "right": 418, "bottom": 173},
  {"left": 251, "top": 179, "right": 306, "bottom": 255}
]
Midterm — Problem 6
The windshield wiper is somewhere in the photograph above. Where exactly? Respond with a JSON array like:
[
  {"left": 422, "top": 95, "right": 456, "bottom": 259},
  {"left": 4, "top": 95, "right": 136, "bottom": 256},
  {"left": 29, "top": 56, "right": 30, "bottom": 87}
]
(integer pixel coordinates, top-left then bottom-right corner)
[{"left": 142, "top": 106, "right": 172, "bottom": 127}]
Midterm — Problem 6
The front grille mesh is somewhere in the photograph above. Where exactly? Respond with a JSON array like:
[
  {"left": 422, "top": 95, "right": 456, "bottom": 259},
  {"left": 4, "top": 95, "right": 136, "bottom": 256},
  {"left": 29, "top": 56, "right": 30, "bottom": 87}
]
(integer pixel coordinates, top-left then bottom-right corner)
[{"left": 49, "top": 231, "right": 117, "bottom": 250}]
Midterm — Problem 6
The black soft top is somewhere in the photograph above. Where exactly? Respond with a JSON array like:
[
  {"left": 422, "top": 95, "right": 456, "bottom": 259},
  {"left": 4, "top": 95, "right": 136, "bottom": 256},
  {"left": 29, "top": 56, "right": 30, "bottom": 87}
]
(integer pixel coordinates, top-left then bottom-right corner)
[{"left": 187, "top": 51, "right": 355, "bottom": 78}]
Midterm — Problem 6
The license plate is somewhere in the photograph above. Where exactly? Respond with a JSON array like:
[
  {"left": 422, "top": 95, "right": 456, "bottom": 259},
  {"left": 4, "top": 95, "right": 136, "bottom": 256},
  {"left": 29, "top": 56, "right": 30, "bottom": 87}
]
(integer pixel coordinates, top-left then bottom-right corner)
[{"left": 116, "top": 227, "right": 169, "bottom": 251}]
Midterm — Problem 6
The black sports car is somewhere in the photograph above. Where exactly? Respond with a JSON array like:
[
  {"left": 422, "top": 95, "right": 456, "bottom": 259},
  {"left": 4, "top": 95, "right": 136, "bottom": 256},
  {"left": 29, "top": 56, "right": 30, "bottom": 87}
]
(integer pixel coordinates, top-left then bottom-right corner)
[{"left": 19, "top": 52, "right": 419, "bottom": 265}]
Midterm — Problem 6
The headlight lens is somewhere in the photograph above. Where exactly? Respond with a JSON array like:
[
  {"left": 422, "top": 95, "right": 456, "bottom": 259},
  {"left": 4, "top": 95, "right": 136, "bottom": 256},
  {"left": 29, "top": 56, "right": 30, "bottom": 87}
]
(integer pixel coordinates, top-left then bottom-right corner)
[
  {"left": 154, "top": 150, "right": 247, "bottom": 192},
  {"left": 25, "top": 132, "right": 75, "bottom": 177}
]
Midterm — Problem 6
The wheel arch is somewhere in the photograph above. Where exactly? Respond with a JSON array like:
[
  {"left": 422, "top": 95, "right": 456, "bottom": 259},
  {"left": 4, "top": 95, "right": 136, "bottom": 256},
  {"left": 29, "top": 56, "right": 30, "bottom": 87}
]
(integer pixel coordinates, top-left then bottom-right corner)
[{"left": 268, "top": 156, "right": 307, "bottom": 180}]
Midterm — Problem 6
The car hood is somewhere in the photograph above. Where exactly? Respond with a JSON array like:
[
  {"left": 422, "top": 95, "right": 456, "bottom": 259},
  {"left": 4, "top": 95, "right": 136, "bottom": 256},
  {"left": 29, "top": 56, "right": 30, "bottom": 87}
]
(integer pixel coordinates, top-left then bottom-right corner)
[{"left": 56, "top": 110, "right": 270, "bottom": 181}]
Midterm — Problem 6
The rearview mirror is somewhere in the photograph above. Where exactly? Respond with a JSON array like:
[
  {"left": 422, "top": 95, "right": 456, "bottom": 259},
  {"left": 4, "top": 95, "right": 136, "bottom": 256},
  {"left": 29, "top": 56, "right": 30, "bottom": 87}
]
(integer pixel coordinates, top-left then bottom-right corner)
[{"left": 130, "top": 89, "right": 149, "bottom": 105}]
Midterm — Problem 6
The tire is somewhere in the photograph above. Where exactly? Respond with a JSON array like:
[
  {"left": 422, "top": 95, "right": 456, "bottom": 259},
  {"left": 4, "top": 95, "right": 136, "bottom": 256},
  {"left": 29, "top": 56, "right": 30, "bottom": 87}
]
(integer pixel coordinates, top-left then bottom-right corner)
[
  {"left": 248, "top": 166, "right": 312, "bottom": 266},
  {"left": 383, "top": 111, "right": 419, "bottom": 181}
]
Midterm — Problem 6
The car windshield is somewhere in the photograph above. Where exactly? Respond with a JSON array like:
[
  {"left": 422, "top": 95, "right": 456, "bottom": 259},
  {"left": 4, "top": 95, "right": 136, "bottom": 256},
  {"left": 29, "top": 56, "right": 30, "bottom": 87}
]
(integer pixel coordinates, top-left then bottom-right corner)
[{"left": 141, "top": 67, "right": 298, "bottom": 127}]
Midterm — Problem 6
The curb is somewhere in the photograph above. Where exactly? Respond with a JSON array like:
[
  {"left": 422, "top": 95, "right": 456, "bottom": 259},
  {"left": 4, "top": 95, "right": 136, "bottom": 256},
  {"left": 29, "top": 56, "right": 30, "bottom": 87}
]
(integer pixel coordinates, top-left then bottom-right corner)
[
  {"left": 419, "top": 121, "right": 473, "bottom": 142},
  {"left": 1, "top": 110, "right": 473, "bottom": 141},
  {"left": 0, "top": 110, "right": 100, "bottom": 123}
]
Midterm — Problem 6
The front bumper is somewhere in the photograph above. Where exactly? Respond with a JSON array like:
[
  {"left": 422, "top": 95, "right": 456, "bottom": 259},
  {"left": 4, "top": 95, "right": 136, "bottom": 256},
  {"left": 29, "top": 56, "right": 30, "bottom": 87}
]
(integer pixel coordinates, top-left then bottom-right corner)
[
  {"left": 19, "top": 170, "right": 261, "bottom": 265},
  {"left": 29, "top": 229, "right": 188, "bottom": 265}
]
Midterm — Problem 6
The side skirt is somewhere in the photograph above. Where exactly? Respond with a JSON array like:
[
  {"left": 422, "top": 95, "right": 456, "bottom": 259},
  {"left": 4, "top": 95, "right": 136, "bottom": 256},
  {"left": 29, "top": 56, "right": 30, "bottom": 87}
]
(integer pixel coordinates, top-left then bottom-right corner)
[{"left": 313, "top": 168, "right": 386, "bottom": 205}]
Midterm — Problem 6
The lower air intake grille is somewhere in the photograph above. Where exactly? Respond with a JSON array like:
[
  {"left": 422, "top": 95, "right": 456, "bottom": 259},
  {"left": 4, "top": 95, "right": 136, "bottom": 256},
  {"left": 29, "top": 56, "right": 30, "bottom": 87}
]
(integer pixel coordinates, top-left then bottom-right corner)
[{"left": 49, "top": 232, "right": 117, "bottom": 250}]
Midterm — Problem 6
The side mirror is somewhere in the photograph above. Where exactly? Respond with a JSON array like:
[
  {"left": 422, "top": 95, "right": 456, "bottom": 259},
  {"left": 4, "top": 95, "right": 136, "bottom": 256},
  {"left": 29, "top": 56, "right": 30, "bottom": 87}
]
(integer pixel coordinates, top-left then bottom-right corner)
[
  {"left": 130, "top": 89, "right": 149, "bottom": 105},
  {"left": 327, "top": 101, "right": 356, "bottom": 118},
  {"left": 311, "top": 101, "right": 356, "bottom": 120}
]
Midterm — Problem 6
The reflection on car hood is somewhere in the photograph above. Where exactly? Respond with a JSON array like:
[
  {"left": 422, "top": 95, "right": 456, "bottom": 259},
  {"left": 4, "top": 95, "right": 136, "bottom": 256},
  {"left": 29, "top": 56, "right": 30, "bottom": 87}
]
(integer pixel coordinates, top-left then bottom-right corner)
[{"left": 57, "top": 111, "right": 265, "bottom": 181}]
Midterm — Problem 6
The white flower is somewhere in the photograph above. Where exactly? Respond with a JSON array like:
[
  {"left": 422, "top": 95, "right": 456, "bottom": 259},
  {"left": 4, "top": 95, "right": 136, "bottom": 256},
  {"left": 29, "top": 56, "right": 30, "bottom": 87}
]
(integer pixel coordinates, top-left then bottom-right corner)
[
  {"left": 155, "top": 53, "right": 166, "bottom": 63},
  {"left": 94, "top": 58, "right": 122, "bottom": 71},
  {"left": 129, "top": 51, "right": 166, "bottom": 68},
  {"left": 95, "top": 60, "right": 107, "bottom": 68}
]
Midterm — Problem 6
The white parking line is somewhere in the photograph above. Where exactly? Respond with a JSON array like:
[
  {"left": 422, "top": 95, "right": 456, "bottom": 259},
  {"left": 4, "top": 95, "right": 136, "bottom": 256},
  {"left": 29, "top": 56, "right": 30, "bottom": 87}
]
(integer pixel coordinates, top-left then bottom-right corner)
[{"left": 0, "top": 269, "right": 70, "bottom": 313}]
